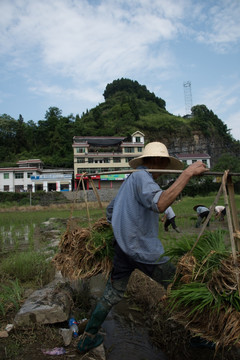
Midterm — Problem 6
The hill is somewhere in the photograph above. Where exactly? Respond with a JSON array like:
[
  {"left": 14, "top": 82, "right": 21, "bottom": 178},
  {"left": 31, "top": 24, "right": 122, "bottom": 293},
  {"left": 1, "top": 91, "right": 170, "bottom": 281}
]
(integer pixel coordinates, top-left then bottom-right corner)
[
  {"left": 74, "top": 78, "right": 239, "bottom": 166},
  {"left": 0, "top": 78, "right": 240, "bottom": 168}
]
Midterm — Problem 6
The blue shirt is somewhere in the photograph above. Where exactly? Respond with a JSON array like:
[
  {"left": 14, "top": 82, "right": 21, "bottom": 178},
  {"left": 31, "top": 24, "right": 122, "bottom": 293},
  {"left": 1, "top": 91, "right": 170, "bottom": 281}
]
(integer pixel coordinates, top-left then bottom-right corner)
[{"left": 107, "top": 166, "right": 169, "bottom": 265}]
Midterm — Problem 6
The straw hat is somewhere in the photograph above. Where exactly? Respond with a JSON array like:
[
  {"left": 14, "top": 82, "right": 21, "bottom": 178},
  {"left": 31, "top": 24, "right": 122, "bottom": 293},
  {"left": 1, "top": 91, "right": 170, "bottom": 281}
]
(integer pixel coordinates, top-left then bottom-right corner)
[
  {"left": 193, "top": 205, "right": 206, "bottom": 211},
  {"left": 129, "top": 142, "right": 183, "bottom": 170}
]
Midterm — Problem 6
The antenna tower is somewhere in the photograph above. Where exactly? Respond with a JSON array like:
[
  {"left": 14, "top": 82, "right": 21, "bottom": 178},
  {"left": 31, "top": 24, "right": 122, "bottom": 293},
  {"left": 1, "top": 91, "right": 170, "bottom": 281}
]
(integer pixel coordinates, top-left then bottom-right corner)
[{"left": 183, "top": 81, "right": 192, "bottom": 115}]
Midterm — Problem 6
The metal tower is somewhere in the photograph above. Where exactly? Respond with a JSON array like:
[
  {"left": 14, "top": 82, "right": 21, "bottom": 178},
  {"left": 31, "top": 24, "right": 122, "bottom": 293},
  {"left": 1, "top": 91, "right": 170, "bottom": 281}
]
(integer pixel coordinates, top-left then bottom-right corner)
[{"left": 183, "top": 81, "right": 193, "bottom": 115}]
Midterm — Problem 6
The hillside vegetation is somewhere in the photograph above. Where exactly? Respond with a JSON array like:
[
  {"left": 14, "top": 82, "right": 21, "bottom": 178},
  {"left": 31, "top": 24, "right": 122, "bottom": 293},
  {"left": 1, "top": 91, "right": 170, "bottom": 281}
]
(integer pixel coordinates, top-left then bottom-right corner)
[{"left": 0, "top": 78, "right": 239, "bottom": 169}]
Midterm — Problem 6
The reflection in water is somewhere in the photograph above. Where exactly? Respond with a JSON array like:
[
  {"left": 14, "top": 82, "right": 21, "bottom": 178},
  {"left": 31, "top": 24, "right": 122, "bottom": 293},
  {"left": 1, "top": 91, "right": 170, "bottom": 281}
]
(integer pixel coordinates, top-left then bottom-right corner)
[
  {"left": 0, "top": 224, "right": 35, "bottom": 251},
  {"left": 102, "top": 299, "right": 167, "bottom": 360}
]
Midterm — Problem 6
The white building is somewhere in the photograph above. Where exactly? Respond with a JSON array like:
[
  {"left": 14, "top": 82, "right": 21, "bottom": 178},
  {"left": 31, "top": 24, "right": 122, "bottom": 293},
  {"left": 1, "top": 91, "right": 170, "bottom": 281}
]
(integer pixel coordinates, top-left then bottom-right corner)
[
  {"left": 72, "top": 131, "right": 145, "bottom": 190},
  {"left": 0, "top": 159, "right": 73, "bottom": 193},
  {"left": 176, "top": 153, "right": 211, "bottom": 168}
]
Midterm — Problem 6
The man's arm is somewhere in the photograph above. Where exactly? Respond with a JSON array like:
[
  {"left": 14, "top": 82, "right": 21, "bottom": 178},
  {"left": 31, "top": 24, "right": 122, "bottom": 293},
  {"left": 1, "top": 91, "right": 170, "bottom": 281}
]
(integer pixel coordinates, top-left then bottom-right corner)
[{"left": 157, "top": 161, "right": 208, "bottom": 213}]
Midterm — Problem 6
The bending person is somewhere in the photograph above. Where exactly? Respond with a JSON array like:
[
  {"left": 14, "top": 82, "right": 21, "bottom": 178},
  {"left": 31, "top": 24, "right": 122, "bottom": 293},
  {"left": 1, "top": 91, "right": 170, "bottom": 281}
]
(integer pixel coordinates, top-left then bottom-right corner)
[
  {"left": 193, "top": 205, "right": 210, "bottom": 228},
  {"left": 161, "top": 206, "right": 180, "bottom": 233}
]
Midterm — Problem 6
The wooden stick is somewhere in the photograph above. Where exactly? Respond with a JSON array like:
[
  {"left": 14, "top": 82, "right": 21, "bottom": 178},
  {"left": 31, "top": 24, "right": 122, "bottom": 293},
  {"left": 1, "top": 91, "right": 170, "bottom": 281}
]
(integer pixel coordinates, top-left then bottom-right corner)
[
  {"left": 84, "top": 169, "right": 240, "bottom": 177},
  {"left": 222, "top": 170, "right": 240, "bottom": 297},
  {"left": 89, "top": 177, "right": 105, "bottom": 216},
  {"left": 81, "top": 174, "right": 91, "bottom": 228},
  {"left": 227, "top": 176, "right": 240, "bottom": 251},
  {"left": 190, "top": 182, "right": 223, "bottom": 253}
]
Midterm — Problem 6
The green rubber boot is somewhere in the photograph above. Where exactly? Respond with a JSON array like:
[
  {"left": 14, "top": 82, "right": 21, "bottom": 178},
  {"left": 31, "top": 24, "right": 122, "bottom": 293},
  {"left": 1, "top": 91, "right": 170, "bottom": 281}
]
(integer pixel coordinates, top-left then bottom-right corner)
[
  {"left": 77, "top": 302, "right": 110, "bottom": 354},
  {"left": 77, "top": 331, "right": 104, "bottom": 354}
]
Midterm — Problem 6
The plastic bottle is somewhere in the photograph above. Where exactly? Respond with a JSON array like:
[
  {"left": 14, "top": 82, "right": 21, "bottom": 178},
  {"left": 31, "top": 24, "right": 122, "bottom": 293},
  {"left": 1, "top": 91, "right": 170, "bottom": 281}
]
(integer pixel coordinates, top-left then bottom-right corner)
[{"left": 68, "top": 317, "right": 79, "bottom": 337}]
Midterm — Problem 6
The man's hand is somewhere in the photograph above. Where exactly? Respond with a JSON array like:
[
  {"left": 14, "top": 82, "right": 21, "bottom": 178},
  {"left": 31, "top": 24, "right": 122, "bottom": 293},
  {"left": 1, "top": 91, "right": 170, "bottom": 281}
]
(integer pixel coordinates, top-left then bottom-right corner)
[
  {"left": 157, "top": 161, "right": 209, "bottom": 213},
  {"left": 184, "top": 161, "right": 209, "bottom": 177}
]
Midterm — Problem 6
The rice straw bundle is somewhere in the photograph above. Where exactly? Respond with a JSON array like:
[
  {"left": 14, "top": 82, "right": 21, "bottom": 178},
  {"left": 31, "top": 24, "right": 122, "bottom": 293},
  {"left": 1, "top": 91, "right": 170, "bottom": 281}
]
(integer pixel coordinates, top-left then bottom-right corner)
[
  {"left": 165, "top": 230, "right": 240, "bottom": 350},
  {"left": 52, "top": 217, "right": 114, "bottom": 280}
]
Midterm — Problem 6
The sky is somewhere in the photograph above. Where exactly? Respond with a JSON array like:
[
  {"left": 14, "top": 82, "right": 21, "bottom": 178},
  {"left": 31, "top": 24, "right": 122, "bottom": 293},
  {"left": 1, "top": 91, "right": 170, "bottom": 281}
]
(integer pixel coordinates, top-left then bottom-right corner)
[{"left": 0, "top": 0, "right": 240, "bottom": 140}]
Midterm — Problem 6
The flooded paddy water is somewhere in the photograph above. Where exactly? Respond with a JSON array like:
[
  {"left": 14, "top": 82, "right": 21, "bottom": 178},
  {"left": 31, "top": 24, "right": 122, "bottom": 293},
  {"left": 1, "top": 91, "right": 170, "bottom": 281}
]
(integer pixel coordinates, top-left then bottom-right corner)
[
  {"left": 0, "top": 224, "right": 36, "bottom": 252},
  {"left": 102, "top": 298, "right": 167, "bottom": 360}
]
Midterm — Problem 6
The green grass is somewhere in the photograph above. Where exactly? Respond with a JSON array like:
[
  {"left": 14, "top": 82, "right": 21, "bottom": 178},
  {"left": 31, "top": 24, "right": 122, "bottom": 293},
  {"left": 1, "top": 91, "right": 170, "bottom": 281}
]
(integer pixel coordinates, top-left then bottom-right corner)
[
  {"left": 0, "top": 251, "right": 55, "bottom": 285},
  {"left": 0, "top": 279, "right": 23, "bottom": 316}
]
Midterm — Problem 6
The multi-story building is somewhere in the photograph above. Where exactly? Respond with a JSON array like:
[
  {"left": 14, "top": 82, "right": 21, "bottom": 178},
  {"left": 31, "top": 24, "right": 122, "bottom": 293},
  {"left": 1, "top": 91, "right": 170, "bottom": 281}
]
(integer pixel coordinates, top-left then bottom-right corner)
[
  {"left": 72, "top": 131, "right": 145, "bottom": 189},
  {"left": 0, "top": 159, "right": 73, "bottom": 193}
]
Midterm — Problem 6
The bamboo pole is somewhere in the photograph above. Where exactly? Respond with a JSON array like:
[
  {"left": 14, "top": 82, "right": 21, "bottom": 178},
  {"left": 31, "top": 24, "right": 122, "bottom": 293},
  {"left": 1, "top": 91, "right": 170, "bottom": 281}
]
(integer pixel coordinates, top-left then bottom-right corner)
[
  {"left": 227, "top": 175, "right": 240, "bottom": 251},
  {"left": 84, "top": 169, "right": 240, "bottom": 177},
  {"left": 89, "top": 177, "right": 105, "bottom": 216},
  {"left": 81, "top": 174, "right": 91, "bottom": 228},
  {"left": 190, "top": 182, "right": 223, "bottom": 254},
  {"left": 222, "top": 171, "right": 240, "bottom": 297}
]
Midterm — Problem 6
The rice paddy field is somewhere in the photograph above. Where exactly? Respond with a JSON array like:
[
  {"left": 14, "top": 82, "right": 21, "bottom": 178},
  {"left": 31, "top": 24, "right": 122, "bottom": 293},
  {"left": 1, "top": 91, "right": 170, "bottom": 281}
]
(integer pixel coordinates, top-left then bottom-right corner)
[
  {"left": 0, "top": 194, "right": 240, "bottom": 359},
  {"left": 1, "top": 193, "right": 239, "bottom": 254}
]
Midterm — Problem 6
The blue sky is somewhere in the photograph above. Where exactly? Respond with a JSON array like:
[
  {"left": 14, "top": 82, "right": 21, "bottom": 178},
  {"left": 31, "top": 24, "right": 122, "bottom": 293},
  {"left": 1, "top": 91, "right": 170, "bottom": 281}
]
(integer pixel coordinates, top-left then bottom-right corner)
[{"left": 0, "top": 0, "right": 240, "bottom": 140}]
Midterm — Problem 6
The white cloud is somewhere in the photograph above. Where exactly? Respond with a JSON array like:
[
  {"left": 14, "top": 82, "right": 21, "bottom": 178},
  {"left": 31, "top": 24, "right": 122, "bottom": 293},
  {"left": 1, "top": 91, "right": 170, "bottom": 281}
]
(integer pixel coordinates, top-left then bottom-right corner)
[
  {"left": 0, "top": 0, "right": 240, "bottom": 140},
  {"left": 195, "top": 0, "right": 240, "bottom": 51},
  {"left": 227, "top": 111, "right": 240, "bottom": 139},
  {"left": 0, "top": 0, "right": 181, "bottom": 78}
]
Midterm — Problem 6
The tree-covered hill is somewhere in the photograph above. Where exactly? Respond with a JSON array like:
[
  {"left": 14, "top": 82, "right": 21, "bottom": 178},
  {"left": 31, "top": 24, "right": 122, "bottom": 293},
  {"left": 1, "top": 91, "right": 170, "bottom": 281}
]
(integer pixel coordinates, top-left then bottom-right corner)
[{"left": 0, "top": 78, "right": 239, "bottom": 169}]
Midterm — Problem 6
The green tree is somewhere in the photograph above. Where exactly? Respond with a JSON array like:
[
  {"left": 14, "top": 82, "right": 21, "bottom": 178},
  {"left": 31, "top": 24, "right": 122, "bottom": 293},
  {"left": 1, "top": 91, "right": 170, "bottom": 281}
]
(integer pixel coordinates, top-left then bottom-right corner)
[
  {"left": 213, "top": 153, "right": 240, "bottom": 173},
  {"left": 0, "top": 114, "right": 18, "bottom": 161}
]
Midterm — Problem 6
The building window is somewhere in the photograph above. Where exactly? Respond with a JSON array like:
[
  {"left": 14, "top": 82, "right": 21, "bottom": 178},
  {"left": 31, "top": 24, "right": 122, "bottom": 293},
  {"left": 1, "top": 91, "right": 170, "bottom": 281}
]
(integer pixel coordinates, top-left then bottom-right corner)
[
  {"left": 4, "top": 185, "right": 9, "bottom": 191},
  {"left": 202, "top": 159, "right": 207, "bottom": 165},
  {"left": 27, "top": 172, "right": 33, "bottom": 178},
  {"left": 88, "top": 158, "right": 94, "bottom": 163},
  {"left": 15, "top": 185, "right": 24, "bottom": 192},
  {"left": 192, "top": 160, "right": 197, "bottom": 163},
  {"left": 76, "top": 147, "right": 85, "bottom": 153},
  {"left": 137, "top": 147, "right": 142, "bottom": 152},
  {"left": 4, "top": 173, "right": 9, "bottom": 179},
  {"left": 113, "top": 158, "right": 121, "bottom": 163},
  {"left": 27, "top": 184, "right": 32, "bottom": 191},
  {"left": 125, "top": 158, "right": 132, "bottom": 163},
  {"left": 15, "top": 172, "right": 24, "bottom": 179},
  {"left": 124, "top": 147, "right": 134, "bottom": 153},
  {"left": 104, "top": 158, "right": 110, "bottom": 163},
  {"left": 77, "top": 158, "right": 85, "bottom": 163},
  {"left": 135, "top": 137, "right": 141, "bottom": 143}
]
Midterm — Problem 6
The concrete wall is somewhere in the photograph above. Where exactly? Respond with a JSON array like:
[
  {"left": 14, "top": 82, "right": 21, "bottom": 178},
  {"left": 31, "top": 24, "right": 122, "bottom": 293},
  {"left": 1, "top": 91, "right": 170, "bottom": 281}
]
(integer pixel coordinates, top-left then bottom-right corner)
[{"left": 63, "top": 188, "right": 119, "bottom": 204}]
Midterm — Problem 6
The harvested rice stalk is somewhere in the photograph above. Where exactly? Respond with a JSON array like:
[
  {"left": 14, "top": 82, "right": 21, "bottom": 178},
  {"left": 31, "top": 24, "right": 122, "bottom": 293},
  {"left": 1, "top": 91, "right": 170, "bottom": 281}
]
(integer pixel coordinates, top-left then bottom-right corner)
[
  {"left": 170, "top": 303, "right": 240, "bottom": 349},
  {"left": 52, "top": 217, "right": 114, "bottom": 280},
  {"left": 173, "top": 253, "right": 197, "bottom": 285},
  {"left": 165, "top": 230, "right": 240, "bottom": 350},
  {"left": 208, "top": 254, "right": 240, "bottom": 297}
]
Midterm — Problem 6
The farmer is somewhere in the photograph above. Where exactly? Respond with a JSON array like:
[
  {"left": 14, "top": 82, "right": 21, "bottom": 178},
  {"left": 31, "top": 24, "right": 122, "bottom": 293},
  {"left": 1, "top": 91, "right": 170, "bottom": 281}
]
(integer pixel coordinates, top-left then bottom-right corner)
[
  {"left": 77, "top": 141, "right": 210, "bottom": 354},
  {"left": 193, "top": 205, "right": 210, "bottom": 228},
  {"left": 214, "top": 205, "right": 226, "bottom": 221},
  {"left": 161, "top": 206, "right": 180, "bottom": 233}
]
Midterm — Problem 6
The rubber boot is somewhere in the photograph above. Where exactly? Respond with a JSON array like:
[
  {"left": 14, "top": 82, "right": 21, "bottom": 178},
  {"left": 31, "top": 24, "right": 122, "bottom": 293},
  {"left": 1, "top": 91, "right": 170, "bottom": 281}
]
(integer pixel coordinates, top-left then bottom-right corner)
[{"left": 77, "top": 302, "right": 110, "bottom": 354}]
